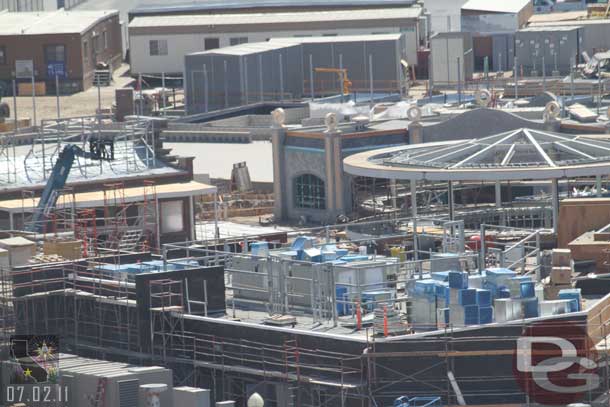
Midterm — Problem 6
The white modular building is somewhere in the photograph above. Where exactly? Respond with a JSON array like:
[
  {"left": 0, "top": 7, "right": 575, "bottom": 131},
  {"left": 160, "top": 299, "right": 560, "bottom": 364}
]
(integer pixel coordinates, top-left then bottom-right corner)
[{"left": 128, "top": 7, "right": 423, "bottom": 76}]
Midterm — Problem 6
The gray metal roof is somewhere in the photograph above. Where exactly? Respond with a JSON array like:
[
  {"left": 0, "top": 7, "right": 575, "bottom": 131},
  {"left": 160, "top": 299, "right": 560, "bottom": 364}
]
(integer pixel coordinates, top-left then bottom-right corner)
[
  {"left": 130, "top": 0, "right": 418, "bottom": 14},
  {"left": 0, "top": 10, "right": 118, "bottom": 35},
  {"left": 189, "top": 41, "right": 299, "bottom": 57},
  {"left": 128, "top": 7, "right": 422, "bottom": 28},
  {"left": 344, "top": 128, "right": 610, "bottom": 181},
  {"left": 518, "top": 25, "right": 582, "bottom": 32},
  {"left": 461, "top": 0, "right": 531, "bottom": 14},
  {"left": 383, "top": 128, "right": 610, "bottom": 170},
  {"left": 269, "top": 33, "right": 403, "bottom": 44}
]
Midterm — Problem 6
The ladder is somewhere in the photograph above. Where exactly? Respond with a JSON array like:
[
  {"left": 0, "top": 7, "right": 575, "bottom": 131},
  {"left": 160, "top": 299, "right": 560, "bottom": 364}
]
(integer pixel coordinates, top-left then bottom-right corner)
[{"left": 93, "top": 377, "right": 107, "bottom": 407}]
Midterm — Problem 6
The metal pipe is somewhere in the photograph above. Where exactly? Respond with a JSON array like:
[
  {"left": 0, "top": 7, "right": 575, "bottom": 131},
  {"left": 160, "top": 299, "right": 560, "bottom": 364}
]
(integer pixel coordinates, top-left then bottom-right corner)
[
  {"left": 279, "top": 53, "right": 284, "bottom": 102},
  {"left": 542, "top": 56, "right": 546, "bottom": 92},
  {"left": 411, "top": 181, "right": 419, "bottom": 265},
  {"left": 513, "top": 56, "right": 518, "bottom": 100},
  {"left": 224, "top": 60, "right": 229, "bottom": 109},
  {"left": 161, "top": 72, "right": 166, "bottom": 116},
  {"left": 258, "top": 54, "right": 263, "bottom": 102},
  {"left": 369, "top": 54, "right": 374, "bottom": 107},
  {"left": 55, "top": 73, "right": 60, "bottom": 121},
  {"left": 457, "top": 57, "right": 461, "bottom": 105},
  {"left": 339, "top": 54, "right": 344, "bottom": 103},
  {"left": 309, "top": 54, "right": 314, "bottom": 100},
  {"left": 203, "top": 64, "right": 209, "bottom": 112},
  {"left": 551, "top": 178, "right": 559, "bottom": 233},
  {"left": 12, "top": 78, "right": 17, "bottom": 134}
]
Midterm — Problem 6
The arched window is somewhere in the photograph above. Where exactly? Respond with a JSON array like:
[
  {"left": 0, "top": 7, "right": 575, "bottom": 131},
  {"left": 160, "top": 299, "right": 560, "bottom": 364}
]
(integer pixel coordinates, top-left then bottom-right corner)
[{"left": 294, "top": 174, "right": 326, "bottom": 210}]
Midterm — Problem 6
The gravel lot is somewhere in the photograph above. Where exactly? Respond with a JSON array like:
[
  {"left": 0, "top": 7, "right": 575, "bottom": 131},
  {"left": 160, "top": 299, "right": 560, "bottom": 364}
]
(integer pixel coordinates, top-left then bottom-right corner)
[{"left": 4, "top": 65, "right": 134, "bottom": 126}]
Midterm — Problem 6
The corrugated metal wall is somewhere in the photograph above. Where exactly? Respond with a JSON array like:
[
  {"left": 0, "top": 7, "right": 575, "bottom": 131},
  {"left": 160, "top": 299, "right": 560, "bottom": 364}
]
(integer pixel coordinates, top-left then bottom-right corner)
[
  {"left": 185, "top": 36, "right": 406, "bottom": 115},
  {"left": 515, "top": 27, "right": 582, "bottom": 75}
]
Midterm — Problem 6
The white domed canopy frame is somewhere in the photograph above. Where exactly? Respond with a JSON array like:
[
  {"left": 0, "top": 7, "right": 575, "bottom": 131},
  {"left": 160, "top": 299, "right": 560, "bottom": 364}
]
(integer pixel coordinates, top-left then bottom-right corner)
[{"left": 344, "top": 128, "right": 610, "bottom": 232}]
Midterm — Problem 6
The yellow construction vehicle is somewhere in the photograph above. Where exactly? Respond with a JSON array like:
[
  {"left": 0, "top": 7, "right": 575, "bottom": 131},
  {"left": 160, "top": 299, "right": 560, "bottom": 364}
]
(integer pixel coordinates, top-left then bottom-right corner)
[{"left": 314, "top": 67, "right": 352, "bottom": 95}]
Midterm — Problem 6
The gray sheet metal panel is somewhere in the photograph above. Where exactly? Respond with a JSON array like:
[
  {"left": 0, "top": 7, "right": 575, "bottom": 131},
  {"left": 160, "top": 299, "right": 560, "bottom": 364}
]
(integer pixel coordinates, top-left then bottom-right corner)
[
  {"left": 580, "top": 22, "right": 610, "bottom": 55},
  {"left": 284, "top": 45, "right": 305, "bottom": 99},
  {"left": 491, "top": 33, "right": 515, "bottom": 72},
  {"left": 516, "top": 27, "right": 581, "bottom": 75}
]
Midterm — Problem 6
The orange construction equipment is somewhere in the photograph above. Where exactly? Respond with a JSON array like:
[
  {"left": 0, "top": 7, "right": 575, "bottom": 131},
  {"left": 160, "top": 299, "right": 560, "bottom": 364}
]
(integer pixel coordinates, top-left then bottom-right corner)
[{"left": 314, "top": 67, "right": 352, "bottom": 95}]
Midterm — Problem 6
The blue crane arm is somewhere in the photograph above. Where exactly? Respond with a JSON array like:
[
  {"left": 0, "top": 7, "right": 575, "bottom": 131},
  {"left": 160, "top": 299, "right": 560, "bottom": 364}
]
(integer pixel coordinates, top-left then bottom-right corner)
[{"left": 27, "top": 144, "right": 94, "bottom": 232}]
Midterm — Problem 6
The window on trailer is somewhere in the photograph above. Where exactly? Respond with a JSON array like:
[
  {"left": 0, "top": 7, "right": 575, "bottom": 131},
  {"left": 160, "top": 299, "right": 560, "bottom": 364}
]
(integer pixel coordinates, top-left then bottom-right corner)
[
  {"left": 230, "top": 37, "right": 248, "bottom": 46},
  {"left": 149, "top": 39, "right": 168, "bottom": 56},
  {"left": 204, "top": 38, "right": 220, "bottom": 50},
  {"left": 0, "top": 47, "right": 5, "bottom": 65}
]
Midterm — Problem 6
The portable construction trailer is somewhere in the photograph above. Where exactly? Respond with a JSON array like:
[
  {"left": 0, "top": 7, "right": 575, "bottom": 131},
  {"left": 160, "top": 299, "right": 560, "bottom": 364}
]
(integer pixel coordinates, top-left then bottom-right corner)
[
  {"left": 185, "top": 42, "right": 304, "bottom": 114},
  {"left": 429, "top": 32, "right": 474, "bottom": 86},
  {"left": 185, "top": 34, "right": 408, "bottom": 114}
]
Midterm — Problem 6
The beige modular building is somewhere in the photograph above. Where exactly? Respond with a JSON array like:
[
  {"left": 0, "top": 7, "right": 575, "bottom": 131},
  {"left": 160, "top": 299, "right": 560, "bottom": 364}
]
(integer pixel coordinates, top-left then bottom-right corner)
[{"left": 128, "top": 6, "right": 424, "bottom": 76}]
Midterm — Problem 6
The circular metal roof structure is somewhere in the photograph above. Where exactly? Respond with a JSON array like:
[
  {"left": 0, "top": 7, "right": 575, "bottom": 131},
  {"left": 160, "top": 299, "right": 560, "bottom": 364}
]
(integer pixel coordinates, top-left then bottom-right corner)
[{"left": 344, "top": 128, "right": 610, "bottom": 181}]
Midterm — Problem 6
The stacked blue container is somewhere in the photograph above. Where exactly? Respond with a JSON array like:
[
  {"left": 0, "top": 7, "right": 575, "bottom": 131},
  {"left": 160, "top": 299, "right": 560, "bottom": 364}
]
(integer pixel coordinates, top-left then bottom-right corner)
[
  {"left": 520, "top": 281, "right": 536, "bottom": 298},
  {"left": 464, "top": 305, "right": 480, "bottom": 325},
  {"left": 479, "top": 306, "right": 494, "bottom": 324},
  {"left": 476, "top": 289, "right": 492, "bottom": 307},
  {"left": 458, "top": 289, "right": 477, "bottom": 306},
  {"left": 558, "top": 288, "right": 582, "bottom": 312},
  {"left": 448, "top": 271, "right": 468, "bottom": 289}
]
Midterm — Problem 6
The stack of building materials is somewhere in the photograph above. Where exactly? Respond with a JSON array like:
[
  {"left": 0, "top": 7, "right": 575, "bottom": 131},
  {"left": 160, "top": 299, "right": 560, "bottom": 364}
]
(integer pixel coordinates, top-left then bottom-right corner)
[
  {"left": 491, "top": 271, "right": 539, "bottom": 322},
  {"left": 43, "top": 237, "right": 83, "bottom": 260},
  {"left": 0, "top": 236, "right": 36, "bottom": 267},
  {"left": 547, "top": 248, "right": 573, "bottom": 299},
  {"left": 374, "top": 304, "right": 408, "bottom": 336},
  {"left": 411, "top": 279, "right": 438, "bottom": 329},
  {"left": 0, "top": 248, "right": 9, "bottom": 270}
]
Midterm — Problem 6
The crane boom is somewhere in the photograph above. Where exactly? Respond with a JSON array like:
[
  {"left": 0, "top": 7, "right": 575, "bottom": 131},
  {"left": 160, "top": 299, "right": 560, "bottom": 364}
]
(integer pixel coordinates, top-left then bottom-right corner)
[{"left": 28, "top": 141, "right": 113, "bottom": 232}]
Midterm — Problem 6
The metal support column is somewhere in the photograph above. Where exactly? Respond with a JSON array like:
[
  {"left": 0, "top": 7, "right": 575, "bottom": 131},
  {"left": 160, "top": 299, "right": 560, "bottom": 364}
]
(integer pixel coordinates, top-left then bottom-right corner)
[
  {"left": 596, "top": 175, "right": 603, "bottom": 197},
  {"left": 203, "top": 64, "right": 209, "bottom": 112},
  {"left": 411, "top": 180, "right": 419, "bottom": 263},
  {"left": 551, "top": 178, "right": 559, "bottom": 233},
  {"left": 223, "top": 61, "right": 229, "bottom": 108},
  {"left": 513, "top": 56, "right": 518, "bottom": 100},
  {"left": 448, "top": 181, "right": 455, "bottom": 221},
  {"left": 369, "top": 54, "right": 374, "bottom": 107},
  {"left": 279, "top": 54, "right": 284, "bottom": 102},
  {"left": 309, "top": 54, "right": 314, "bottom": 101},
  {"left": 189, "top": 196, "right": 196, "bottom": 241}
]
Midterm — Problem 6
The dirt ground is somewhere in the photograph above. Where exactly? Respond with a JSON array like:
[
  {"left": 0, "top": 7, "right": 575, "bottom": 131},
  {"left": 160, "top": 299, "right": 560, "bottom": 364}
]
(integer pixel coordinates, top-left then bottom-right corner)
[{"left": 4, "top": 64, "right": 134, "bottom": 126}]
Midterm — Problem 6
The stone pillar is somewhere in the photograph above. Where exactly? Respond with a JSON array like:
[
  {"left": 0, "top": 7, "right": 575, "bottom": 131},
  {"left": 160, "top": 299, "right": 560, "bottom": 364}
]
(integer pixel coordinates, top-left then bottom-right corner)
[
  {"left": 409, "top": 121, "right": 423, "bottom": 144},
  {"left": 271, "top": 108, "right": 287, "bottom": 220},
  {"left": 324, "top": 131, "right": 336, "bottom": 217},
  {"left": 332, "top": 131, "right": 344, "bottom": 216}
]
